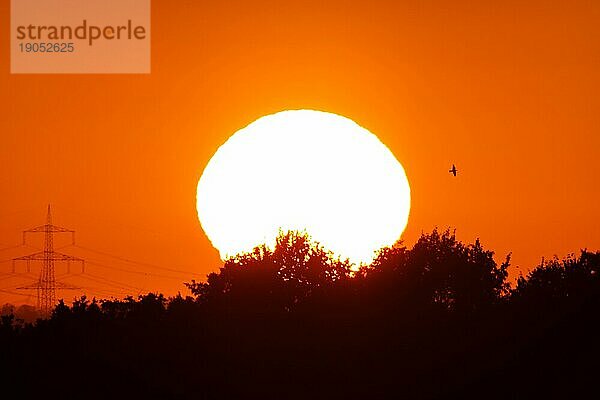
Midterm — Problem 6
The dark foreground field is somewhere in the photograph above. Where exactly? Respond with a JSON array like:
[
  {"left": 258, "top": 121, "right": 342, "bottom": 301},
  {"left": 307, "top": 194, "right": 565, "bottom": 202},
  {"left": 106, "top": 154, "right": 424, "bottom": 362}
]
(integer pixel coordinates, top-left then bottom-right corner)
[{"left": 2, "top": 230, "right": 599, "bottom": 399}]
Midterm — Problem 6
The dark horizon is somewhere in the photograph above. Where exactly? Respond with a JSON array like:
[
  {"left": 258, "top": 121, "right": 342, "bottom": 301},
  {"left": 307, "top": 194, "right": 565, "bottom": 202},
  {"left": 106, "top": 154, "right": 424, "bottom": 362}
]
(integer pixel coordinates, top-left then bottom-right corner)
[
  {"left": 0, "top": 224, "right": 589, "bottom": 313},
  {"left": 2, "top": 229, "right": 599, "bottom": 398}
]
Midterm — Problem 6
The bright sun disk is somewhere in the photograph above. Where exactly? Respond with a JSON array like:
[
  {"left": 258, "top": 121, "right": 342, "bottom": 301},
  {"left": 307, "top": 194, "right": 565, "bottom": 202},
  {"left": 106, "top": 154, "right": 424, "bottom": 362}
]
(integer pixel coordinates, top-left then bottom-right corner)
[{"left": 196, "top": 109, "right": 411, "bottom": 265}]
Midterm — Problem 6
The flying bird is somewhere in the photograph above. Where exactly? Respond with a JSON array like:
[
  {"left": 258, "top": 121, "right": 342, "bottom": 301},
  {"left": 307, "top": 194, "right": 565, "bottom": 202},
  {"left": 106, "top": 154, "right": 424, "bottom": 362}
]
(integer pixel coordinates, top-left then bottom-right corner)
[{"left": 449, "top": 164, "right": 458, "bottom": 177}]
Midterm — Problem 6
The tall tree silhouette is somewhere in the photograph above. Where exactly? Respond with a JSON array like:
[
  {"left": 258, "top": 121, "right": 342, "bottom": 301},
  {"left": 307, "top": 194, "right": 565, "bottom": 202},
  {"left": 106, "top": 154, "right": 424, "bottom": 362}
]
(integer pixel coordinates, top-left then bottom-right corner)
[
  {"left": 361, "top": 229, "right": 510, "bottom": 313},
  {"left": 186, "top": 230, "right": 352, "bottom": 313},
  {"left": 409, "top": 229, "right": 509, "bottom": 311}
]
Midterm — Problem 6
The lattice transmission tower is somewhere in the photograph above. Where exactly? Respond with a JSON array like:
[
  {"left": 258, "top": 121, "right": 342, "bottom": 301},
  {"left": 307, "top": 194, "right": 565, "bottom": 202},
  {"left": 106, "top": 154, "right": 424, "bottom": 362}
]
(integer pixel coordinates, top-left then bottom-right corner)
[{"left": 13, "top": 205, "right": 84, "bottom": 317}]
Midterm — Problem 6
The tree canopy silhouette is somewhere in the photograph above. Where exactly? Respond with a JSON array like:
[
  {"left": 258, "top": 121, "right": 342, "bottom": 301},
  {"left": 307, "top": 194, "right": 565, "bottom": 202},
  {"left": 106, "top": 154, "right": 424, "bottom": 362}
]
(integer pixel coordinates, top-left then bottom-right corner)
[
  {"left": 1, "top": 230, "right": 599, "bottom": 399},
  {"left": 359, "top": 228, "right": 510, "bottom": 313},
  {"left": 186, "top": 230, "right": 352, "bottom": 313}
]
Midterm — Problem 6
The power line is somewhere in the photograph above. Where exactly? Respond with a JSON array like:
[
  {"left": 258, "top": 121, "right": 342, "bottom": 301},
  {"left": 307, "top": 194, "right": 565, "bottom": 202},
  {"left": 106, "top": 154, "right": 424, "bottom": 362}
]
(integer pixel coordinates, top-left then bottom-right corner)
[
  {"left": 0, "top": 244, "right": 26, "bottom": 252},
  {"left": 85, "top": 272, "right": 145, "bottom": 293},
  {"left": 72, "top": 244, "right": 203, "bottom": 277},
  {"left": 0, "top": 281, "right": 38, "bottom": 289},
  {"left": 0, "top": 288, "right": 32, "bottom": 298},
  {"left": 78, "top": 286, "right": 133, "bottom": 298},
  {"left": 58, "top": 267, "right": 148, "bottom": 296},
  {"left": 85, "top": 258, "right": 193, "bottom": 281},
  {"left": 74, "top": 272, "right": 144, "bottom": 293},
  {"left": 0, "top": 273, "right": 36, "bottom": 283}
]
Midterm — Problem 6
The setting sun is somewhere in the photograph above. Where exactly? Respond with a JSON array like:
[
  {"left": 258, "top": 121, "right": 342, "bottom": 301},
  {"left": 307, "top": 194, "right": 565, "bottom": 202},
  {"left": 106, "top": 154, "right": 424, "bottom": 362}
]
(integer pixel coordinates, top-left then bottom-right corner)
[
  {"left": 4, "top": 1, "right": 600, "bottom": 397},
  {"left": 196, "top": 109, "right": 411, "bottom": 265}
]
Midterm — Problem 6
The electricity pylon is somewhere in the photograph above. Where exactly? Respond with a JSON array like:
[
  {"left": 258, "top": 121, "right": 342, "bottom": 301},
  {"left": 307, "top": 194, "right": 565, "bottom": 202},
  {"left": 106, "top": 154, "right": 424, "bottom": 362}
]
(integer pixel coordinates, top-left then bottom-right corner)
[{"left": 13, "top": 205, "right": 84, "bottom": 317}]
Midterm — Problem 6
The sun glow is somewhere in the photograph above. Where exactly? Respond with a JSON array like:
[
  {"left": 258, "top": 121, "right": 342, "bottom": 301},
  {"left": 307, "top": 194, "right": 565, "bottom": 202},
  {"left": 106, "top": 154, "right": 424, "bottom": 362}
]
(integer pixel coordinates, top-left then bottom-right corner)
[{"left": 196, "top": 110, "right": 411, "bottom": 265}]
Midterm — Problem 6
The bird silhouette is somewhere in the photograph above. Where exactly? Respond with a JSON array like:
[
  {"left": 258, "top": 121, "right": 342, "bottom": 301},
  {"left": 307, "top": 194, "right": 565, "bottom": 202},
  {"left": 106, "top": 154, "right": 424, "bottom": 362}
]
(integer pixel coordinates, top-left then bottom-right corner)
[{"left": 449, "top": 164, "right": 458, "bottom": 177}]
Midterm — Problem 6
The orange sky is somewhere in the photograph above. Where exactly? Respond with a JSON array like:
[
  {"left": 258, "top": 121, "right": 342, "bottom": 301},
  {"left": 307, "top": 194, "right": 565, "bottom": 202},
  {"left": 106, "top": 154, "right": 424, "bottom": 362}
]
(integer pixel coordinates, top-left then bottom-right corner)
[{"left": 1, "top": 0, "right": 599, "bottom": 306}]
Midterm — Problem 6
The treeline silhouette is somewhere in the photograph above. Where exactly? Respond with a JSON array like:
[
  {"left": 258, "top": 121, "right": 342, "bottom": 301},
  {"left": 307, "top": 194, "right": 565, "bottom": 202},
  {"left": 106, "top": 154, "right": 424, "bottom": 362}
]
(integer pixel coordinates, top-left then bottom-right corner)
[{"left": 1, "top": 229, "right": 599, "bottom": 399}]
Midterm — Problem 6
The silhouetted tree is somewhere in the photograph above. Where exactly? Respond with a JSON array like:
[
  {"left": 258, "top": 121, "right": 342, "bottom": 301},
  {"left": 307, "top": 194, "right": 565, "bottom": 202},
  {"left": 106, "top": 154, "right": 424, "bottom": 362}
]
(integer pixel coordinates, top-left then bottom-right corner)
[
  {"left": 410, "top": 229, "right": 509, "bottom": 311},
  {"left": 1, "top": 230, "right": 599, "bottom": 399},
  {"left": 186, "top": 230, "right": 352, "bottom": 313},
  {"left": 360, "top": 229, "right": 509, "bottom": 313},
  {"left": 512, "top": 250, "right": 600, "bottom": 302}
]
